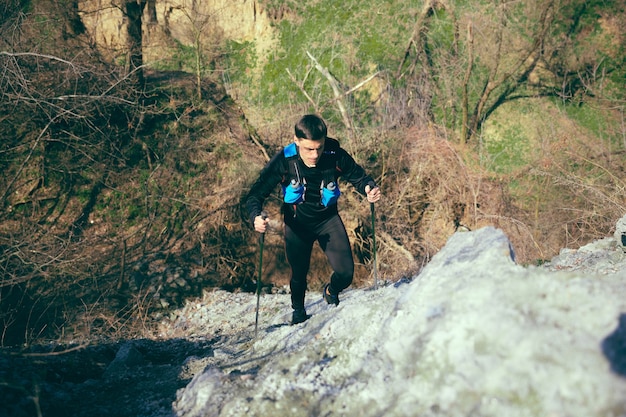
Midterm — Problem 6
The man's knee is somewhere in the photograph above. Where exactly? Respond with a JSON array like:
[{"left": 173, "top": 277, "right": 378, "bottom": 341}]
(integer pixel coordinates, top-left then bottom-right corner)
[{"left": 331, "top": 270, "right": 353, "bottom": 291}]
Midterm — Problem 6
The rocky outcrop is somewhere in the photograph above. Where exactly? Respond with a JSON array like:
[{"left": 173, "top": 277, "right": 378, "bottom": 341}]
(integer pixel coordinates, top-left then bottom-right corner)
[
  {"left": 170, "top": 224, "right": 626, "bottom": 417},
  {"left": 79, "top": 0, "right": 277, "bottom": 64}
]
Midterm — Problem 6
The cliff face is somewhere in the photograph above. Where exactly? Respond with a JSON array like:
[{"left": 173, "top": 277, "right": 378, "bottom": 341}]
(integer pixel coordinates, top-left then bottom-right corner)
[{"left": 78, "top": 0, "right": 277, "bottom": 65}]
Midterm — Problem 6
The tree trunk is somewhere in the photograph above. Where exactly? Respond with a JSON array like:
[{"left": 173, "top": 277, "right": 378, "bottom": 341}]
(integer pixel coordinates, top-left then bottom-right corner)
[
  {"left": 461, "top": 22, "right": 473, "bottom": 145},
  {"left": 125, "top": 0, "right": 146, "bottom": 85}
]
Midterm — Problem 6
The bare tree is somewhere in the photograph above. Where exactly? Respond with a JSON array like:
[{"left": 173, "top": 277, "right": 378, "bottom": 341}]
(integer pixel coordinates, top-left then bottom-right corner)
[
  {"left": 0, "top": 4, "right": 147, "bottom": 344},
  {"left": 172, "top": 0, "right": 217, "bottom": 100},
  {"left": 122, "top": 0, "right": 147, "bottom": 85},
  {"left": 460, "top": 1, "right": 556, "bottom": 143},
  {"left": 397, "top": 0, "right": 620, "bottom": 143}
]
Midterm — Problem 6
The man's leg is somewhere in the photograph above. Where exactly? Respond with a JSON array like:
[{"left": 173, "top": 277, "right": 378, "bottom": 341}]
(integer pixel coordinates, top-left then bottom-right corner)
[
  {"left": 318, "top": 215, "right": 354, "bottom": 297},
  {"left": 284, "top": 222, "right": 314, "bottom": 311}
]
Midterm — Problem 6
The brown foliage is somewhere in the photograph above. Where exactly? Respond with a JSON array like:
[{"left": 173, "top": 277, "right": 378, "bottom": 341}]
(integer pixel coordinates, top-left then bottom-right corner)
[{"left": 348, "top": 125, "right": 502, "bottom": 282}]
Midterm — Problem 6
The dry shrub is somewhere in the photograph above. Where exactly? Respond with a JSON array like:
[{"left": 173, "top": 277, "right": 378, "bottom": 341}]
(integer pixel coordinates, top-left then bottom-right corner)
[
  {"left": 380, "top": 122, "right": 626, "bottom": 268},
  {"left": 365, "top": 126, "right": 481, "bottom": 276},
  {"left": 361, "top": 125, "right": 549, "bottom": 277},
  {"left": 519, "top": 133, "right": 626, "bottom": 257},
  {"left": 487, "top": 104, "right": 626, "bottom": 263}
]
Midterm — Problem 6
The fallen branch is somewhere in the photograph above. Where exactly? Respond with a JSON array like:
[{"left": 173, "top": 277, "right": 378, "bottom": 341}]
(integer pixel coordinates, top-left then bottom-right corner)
[
  {"left": 378, "top": 230, "right": 416, "bottom": 263},
  {"left": 286, "top": 68, "right": 318, "bottom": 112},
  {"left": 306, "top": 51, "right": 353, "bottom": 134},
  {"left": 249, "top": 131, "right": 270, "bottom": 162}
]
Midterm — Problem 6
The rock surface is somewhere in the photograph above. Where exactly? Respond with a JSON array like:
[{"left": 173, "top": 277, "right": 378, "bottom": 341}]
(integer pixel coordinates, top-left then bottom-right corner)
[
  {"left": 2, "top": 220, "right": 625, "bottom": 417},
  {"left": 170, "top": 225, "right": 626, "bottom": 417}
]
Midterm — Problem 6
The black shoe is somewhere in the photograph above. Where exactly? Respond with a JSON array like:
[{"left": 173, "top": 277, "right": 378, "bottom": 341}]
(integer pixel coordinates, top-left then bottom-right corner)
[
  {"left": 291, "top": 308, "right": 310, "bottom": 325},
  {"left": 323, "top": 284, "right": 339, "bottom": 306}
]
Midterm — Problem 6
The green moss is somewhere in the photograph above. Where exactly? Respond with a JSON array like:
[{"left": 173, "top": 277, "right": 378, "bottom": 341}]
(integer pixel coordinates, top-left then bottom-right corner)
[
  {"left": 223, "top": 40, "right": 257, "bottom": 85},
  {"left": 240, "top": 0, "right": 414, "bottom": 123},
  {"left": 558, "top": 101, "right": 614, "bottom": 139},
  {"left": 149, "top": 41, "right": 198, "bottom": 73},
  {"left": 484, "top": 135, "right": 530, "bottom": 173}
]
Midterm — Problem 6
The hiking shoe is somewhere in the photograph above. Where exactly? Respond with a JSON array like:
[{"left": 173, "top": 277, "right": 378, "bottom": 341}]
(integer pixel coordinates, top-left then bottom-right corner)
[
  {"left": 291, "top": 308, "right": 310, "bottom": 325},
  {"left": 323, "top": 283, "right": 339, "bottom": 306}
]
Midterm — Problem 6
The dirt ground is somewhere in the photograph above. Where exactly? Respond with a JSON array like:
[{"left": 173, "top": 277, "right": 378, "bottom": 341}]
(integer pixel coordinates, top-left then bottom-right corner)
[{"left": 0, "top": 337, "right": 215, "bottom": 417}]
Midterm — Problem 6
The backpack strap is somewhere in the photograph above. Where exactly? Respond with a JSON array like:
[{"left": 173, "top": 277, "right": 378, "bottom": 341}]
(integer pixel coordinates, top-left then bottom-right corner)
[
  {"left": 320, "top": 139, "right": 341, "bottom": 186},
  {"left": 283, "top": 142, "right": 297, "bottom": 158},
  {"left": 282, "top": 143, "right": 305, "bottom": 206},
  {"left": 283, "top": 142, "right": 301, "bottom": 185},
  {"left": 319, "top": 140, "right": 342, "bottom": 206}
]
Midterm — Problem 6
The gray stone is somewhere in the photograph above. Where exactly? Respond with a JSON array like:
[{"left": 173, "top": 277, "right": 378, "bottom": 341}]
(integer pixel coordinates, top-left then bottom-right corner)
[
  {"left": 103, "top": 342, "right": 144, "bottom": 380},
  {"left": 615, "top": 213, "right": 626, "bottom": 250}
]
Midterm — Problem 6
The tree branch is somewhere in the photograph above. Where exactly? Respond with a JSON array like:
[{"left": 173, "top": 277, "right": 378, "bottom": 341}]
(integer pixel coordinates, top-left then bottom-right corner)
[{"left": 306, "top": 51, "right": 353, "bottom": 135}]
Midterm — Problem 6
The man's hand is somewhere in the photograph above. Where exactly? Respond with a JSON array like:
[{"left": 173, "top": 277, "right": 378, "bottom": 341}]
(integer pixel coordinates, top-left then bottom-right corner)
[
  {"left": 254, "top": 214, "right": 269, "bottom": 233},
  {"left": 365, "top": 185, "right": 381, "bottom": 203}
]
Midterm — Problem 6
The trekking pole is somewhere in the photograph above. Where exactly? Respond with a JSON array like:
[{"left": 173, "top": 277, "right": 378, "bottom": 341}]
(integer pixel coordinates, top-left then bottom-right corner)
[
  {"left": 370, "top": 202, "right": 378, "bottom": 290},
  {"left": 254, "top": 211, "right": 268, "bottom": 338}
]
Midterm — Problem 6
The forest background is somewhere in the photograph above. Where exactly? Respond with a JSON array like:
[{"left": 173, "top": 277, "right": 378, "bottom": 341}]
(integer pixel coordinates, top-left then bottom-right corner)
[{"left": 0, "top": 0, "right": 624, "bottom": 347}]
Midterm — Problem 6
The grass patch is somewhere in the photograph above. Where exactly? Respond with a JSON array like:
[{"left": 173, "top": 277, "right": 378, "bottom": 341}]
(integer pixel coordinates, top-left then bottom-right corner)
[
  {"left": 234, "top": 0, "right": 414, "bottom": 121},
  {"left": 558, "top": 100, "right": 617, "bottom": 140}
]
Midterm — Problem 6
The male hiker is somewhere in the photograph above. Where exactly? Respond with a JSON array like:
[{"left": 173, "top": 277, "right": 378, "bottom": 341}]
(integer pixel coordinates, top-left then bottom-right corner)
[{"left": 245, "top": 114, "right": 381, "bottom": 324}]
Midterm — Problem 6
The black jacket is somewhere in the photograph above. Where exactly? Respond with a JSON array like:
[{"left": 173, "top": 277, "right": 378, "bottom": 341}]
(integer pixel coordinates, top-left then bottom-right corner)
[{"left": 245, "top": 138, "right": 376, "bottom": 227}]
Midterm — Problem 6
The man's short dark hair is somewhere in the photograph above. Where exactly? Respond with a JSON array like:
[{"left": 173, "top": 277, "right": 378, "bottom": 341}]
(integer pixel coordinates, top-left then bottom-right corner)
[{"left": 295, "top": 114, "right": 327, "bottom": 141}]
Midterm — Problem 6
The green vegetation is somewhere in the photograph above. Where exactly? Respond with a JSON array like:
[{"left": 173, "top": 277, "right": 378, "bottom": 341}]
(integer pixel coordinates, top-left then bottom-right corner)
[{"left": 250, "top": 0, "right": 413, "bottom": 122}]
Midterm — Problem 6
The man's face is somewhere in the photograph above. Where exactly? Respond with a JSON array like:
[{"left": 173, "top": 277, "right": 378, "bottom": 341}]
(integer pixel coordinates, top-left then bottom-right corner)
[{"left": 295, "top": 136, "right": 325, "bottom": 167}]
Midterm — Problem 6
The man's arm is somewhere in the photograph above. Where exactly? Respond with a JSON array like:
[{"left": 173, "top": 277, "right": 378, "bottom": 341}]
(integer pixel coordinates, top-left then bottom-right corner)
[
  {"left": 245, "top": 151, "right": 285, "bottom": 226},
  {"left": 337, "top": 148, "right": 377, "bottom": 195}
]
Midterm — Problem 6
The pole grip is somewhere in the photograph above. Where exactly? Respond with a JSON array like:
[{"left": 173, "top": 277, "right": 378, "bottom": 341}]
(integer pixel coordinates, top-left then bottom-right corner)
[{"left": 258, "top": 211, "right": 268, "bottom": 245}]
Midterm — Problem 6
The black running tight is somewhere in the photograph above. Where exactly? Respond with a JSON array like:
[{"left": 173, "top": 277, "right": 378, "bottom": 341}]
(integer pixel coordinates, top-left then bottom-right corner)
[{"left": 284, "top": 215, "right": 354, "bottom": 310}]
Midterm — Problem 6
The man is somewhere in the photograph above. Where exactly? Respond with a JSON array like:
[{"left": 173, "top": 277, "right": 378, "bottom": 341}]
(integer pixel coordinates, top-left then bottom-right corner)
[{"left": 245, "top": 114, "right": 381, "bottom": 324}]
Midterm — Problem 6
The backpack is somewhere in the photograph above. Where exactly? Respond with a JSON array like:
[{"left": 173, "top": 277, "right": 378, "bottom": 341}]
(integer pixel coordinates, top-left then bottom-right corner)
[{"left": 281, "top": 141, "right": 341, "bottom": 207}]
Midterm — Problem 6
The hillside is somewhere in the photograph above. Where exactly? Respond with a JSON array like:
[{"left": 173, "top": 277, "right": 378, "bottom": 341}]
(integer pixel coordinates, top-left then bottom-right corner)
[{"left": 0, "top": 0, "right": 624, "bottom": 348}]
